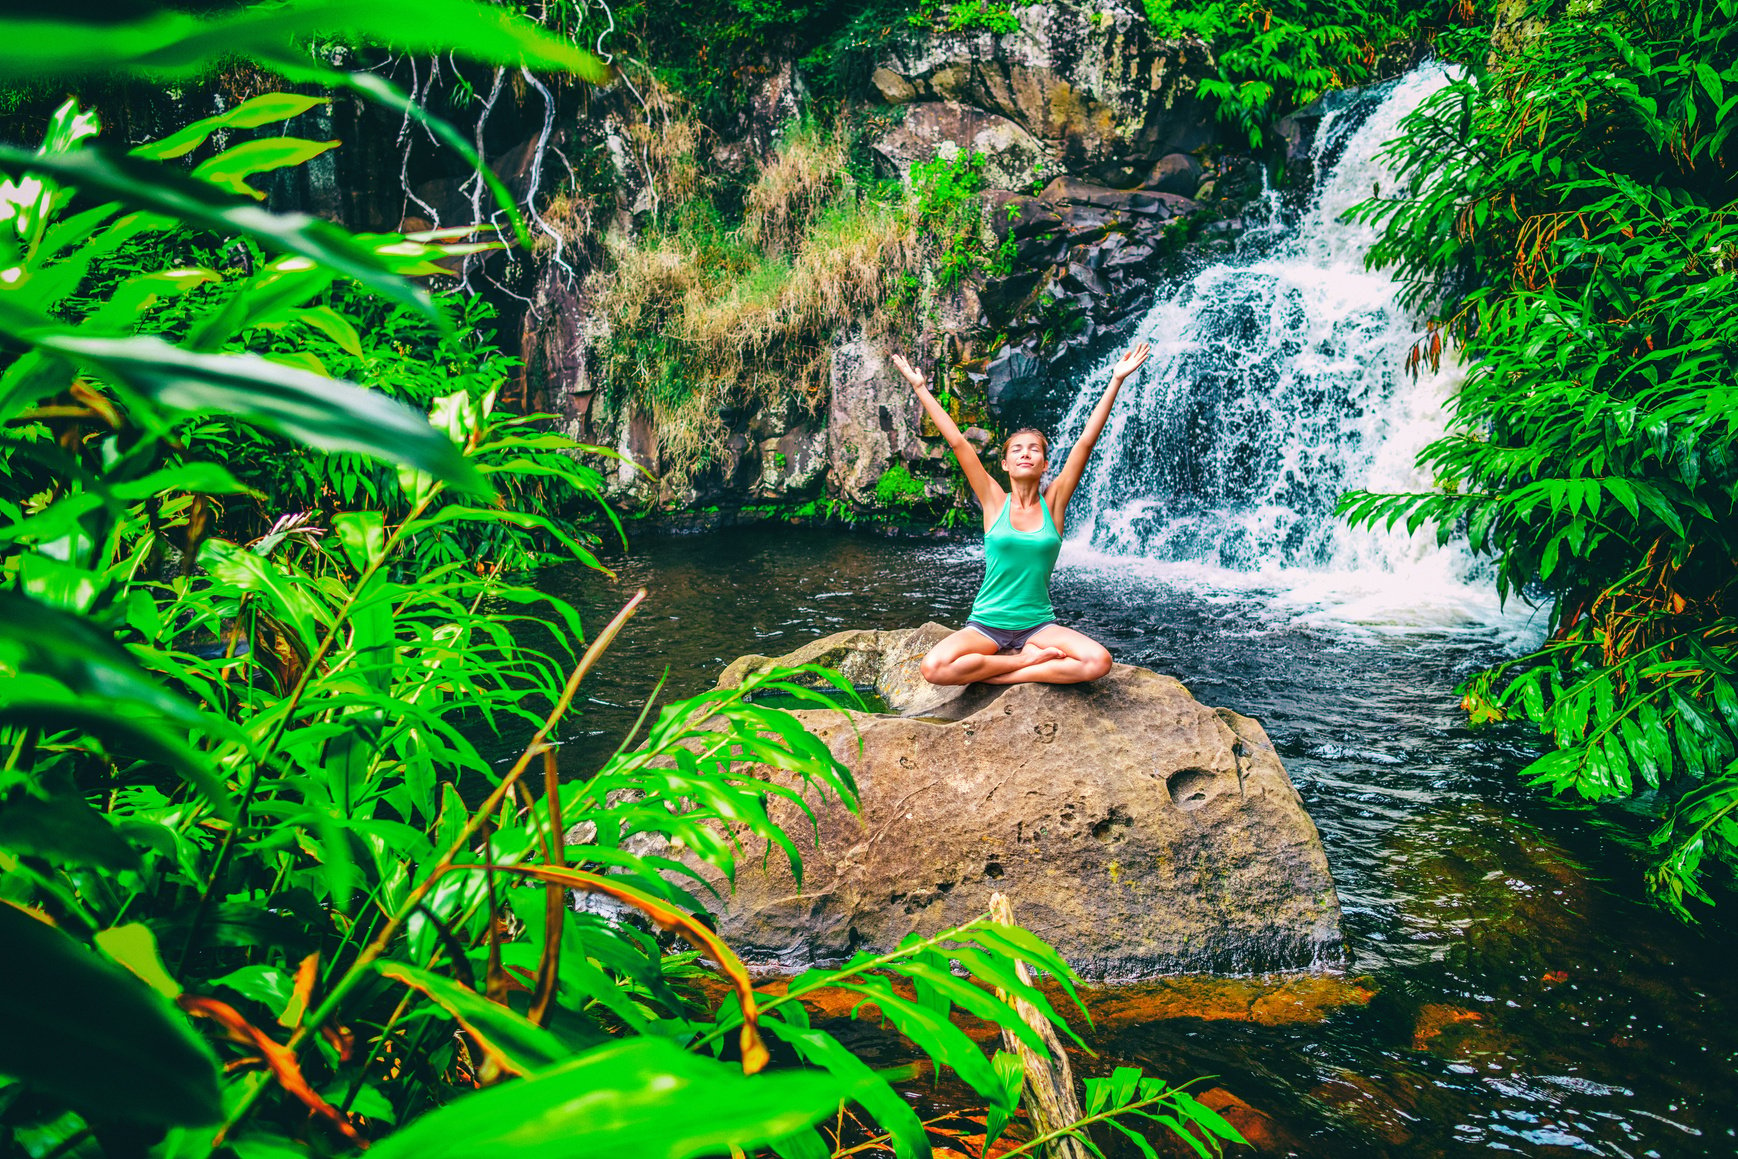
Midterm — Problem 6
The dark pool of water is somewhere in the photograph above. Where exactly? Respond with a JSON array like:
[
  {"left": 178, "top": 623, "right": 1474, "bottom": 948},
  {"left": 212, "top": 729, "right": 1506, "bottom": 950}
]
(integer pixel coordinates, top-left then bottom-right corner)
[{"left": 536, "top": 525, "right": 1738, "bottom": 1157}]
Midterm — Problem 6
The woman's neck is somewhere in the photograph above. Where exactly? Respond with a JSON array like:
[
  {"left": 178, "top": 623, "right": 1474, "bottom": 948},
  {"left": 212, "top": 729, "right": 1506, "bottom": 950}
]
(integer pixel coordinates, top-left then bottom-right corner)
[{"left": 1008, "top": 478, "right": 1043, "bottom": 507}]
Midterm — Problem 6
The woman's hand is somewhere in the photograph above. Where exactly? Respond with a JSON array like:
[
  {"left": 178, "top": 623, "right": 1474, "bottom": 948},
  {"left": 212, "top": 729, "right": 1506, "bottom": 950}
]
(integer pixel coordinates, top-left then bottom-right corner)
[
  {"left": 890, "top": 352, "right": 928, "bottom": 392},
  {"left": 1111, "top": 341, "right": 1151, "bottom": 382}
]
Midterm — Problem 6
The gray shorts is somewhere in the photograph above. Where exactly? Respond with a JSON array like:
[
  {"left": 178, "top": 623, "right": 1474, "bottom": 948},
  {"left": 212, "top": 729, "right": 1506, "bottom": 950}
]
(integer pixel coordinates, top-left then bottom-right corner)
[{"left": 966, "top": 620, "right": 1055, "bottom": 653}]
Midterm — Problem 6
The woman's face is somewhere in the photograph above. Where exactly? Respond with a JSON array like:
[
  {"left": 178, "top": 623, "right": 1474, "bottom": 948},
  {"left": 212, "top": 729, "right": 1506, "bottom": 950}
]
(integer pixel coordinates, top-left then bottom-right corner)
[{"left": 1003, "top": 434, "right": 1048, "bottom": 481}]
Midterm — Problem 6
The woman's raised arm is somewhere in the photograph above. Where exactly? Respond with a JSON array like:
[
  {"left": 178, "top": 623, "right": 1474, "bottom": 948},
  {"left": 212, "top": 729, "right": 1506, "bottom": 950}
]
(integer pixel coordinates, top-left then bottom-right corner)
[
  {"left": 890, "top": 353, "right": 1002, "bottom": 510},
  {"left": 1046, "top": 341, "right": 1150, "bottom": 522}
]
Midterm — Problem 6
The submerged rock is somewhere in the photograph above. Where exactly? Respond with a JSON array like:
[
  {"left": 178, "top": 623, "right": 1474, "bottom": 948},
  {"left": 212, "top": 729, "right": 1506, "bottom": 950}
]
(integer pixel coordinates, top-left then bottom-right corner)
[{"left": 708, "top": 625, "right": 1345, "bottom": 979}]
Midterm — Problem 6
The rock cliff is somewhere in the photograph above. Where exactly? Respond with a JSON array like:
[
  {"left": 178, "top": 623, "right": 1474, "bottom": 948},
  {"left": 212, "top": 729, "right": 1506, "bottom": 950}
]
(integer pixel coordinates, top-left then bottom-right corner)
[
  {"left": 704, "top": 626, "right": 1346, "bottom": 978},
  {"left": 540, "top": 0, "right": 1262, "bottom": 513}
]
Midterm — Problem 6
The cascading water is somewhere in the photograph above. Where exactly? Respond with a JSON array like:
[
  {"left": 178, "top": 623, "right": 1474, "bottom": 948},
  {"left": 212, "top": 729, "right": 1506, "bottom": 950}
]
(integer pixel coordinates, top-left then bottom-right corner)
[{"left": 1052, "top": 66, "right": 1517, "bottom": 632}]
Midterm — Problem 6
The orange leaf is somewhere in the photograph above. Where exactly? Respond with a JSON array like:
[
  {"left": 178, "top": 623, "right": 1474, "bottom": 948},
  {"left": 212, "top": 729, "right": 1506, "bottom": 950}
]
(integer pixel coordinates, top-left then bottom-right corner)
[
  {"left": 280, "top": 951, "right": 319, "bottom": 1029},
  {"left": 178, "top": 994, "right": 364, "bottom": 1146}
]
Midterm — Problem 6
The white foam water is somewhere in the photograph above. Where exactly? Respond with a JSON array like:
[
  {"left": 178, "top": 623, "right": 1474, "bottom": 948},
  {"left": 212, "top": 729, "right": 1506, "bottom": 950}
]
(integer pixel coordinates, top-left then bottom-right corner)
[{"left": 1051, "top": 66, "right": 1534, "bottom": 640}]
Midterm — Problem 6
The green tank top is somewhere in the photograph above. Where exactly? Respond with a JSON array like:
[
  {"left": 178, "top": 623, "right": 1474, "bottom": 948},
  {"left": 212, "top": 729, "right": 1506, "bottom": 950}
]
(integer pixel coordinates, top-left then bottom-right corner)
[{"left": 968, "top": 495, "right": 1062, "bottom": 630}]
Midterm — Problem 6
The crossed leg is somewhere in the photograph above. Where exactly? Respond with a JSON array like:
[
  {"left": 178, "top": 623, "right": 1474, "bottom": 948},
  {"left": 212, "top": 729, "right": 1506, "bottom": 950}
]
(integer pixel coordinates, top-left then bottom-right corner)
[{"left": 919, "top": 624, "right": 1112, "bottom": 687}]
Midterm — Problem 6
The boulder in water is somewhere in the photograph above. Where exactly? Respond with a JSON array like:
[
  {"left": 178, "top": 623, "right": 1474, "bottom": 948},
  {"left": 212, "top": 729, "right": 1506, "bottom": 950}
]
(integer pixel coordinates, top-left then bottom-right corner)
[{"left": 707, "top": 625, "right": 1345, "bottom": 978}]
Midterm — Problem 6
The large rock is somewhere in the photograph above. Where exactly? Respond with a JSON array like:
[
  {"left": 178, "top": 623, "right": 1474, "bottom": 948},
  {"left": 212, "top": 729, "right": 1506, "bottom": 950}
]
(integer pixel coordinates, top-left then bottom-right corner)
[
  {"left": 823, "top": 334, "right": 927, "bottom": 506},
  {"left": 873, "top": 0, "right": 1217, "bottom": 186},
  {"left": 871, "top": 100, "right": 1051, "bottom": 191},
  {"left": 706, "top": 625, "right": 1345, "bottom": 979}
]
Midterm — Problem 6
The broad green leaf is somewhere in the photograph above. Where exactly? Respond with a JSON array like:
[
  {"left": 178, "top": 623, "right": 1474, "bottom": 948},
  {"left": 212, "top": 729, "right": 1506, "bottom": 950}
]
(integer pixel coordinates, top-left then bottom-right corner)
[
  {"left": 332, "top": 510, "right": 387, "bottom": 572},
  {"left": 31, "top": 333, "right": 487, "bottom": 495},
  {"left": 763, "top": 1023, "right": 929, "bottom": 1159},
  {"left": 94, "top": 923, "right": 182, "bottom": 999},
  {"left": 211, "top": 964, "right": 294, "bottom": 1018},
  {"left": 984, "top": 1050, "right": 1024, "bottom": 1150},
  {"left": 366, "top": 1036, "right": 849, "bottom": 1159},
  {"left": 0, "top": 780, "right": 140, "bottom": 870},
  {"left": 1175, "top": 1091, "right": 1248, "bottom": 1144},
  {"left": 0, "top": 144, "right": 438, "bottom": 323},
  {"left": 110, "top": 460, "right": 257, "bottom": 501},
  {"left": 291, "top": 304, "right": 363, "bottom": 357},
  {"left": 0, "top": 1, "right": 610, "bottom": 84},
  {"left": 201, "top": 539, "right": 322, "bottom": 651},
  {"left": 0, "top": 902, "right": 220, "bottom": 1127}
]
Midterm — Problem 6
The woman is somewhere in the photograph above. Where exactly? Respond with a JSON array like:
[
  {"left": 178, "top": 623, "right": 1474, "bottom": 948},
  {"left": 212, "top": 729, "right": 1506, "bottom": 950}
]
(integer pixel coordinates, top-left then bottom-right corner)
[{"left": 890, "top": 342, "right": 1151, "bottom": 686}]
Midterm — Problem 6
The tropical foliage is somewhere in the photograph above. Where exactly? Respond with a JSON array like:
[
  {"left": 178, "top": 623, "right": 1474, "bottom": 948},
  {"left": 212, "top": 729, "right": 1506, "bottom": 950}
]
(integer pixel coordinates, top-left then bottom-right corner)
[
  {"left": 1145, "top": 0, "right": 1440, "bottom": 147},
  {"left": 0, "top": 4, "right": 1241, "bottom": 1158},
  {"left": 1341, "top": 0, "right": 1738, "bottom": 913}
]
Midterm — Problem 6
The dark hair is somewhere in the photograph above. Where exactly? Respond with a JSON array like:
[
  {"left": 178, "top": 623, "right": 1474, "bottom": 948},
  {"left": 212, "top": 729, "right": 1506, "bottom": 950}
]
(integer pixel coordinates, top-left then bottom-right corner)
[{"left": 1003, "top": 428, "right": 1050, "bottom": 458}]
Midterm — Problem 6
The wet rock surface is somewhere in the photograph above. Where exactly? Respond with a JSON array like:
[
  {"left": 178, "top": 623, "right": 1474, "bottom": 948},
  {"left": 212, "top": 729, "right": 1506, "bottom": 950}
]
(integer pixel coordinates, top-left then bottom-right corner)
[
  {"left": 870, "top": 0, "right": 1216, "bottom": 185},
  {"left": 706, "top": 625, "right": 1345, "bottom": 978}
]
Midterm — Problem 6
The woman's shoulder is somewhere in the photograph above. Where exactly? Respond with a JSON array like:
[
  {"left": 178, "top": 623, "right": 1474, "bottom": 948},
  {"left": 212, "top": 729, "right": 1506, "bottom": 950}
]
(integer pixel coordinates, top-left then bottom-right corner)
[{"left": 981, "top": 488, "right": 1008, "bottom": 525}]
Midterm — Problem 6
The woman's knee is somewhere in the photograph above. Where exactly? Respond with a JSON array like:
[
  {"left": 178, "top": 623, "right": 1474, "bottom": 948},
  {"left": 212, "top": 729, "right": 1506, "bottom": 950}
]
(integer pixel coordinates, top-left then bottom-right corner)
[
  {"left": 1081, "top": 645, "right": 1112, "bottom": 680},
  {"left": 919, "top": 651, "right": 956, "bottom": 685}
]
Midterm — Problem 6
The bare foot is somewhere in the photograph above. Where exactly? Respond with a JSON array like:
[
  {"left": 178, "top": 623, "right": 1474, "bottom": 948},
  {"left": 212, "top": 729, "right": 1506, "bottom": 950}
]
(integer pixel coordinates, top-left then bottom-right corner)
[{"left": 1015, "top": 644, "right": 1066, "bottom": 668}]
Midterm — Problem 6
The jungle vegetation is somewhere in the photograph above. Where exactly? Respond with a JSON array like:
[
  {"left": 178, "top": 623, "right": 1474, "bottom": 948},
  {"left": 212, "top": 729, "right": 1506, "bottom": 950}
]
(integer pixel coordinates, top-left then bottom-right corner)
[
  {"left": 1342, "top": 0, "right": 1738, "bottom": 914},
  {"left": 0, "top": 4, "right": 1247, "bottom": 1159}
]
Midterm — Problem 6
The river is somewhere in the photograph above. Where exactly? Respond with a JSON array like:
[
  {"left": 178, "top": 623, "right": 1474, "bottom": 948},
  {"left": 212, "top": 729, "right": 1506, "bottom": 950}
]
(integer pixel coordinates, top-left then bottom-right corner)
[{"left": 539, "top": 527, "right": 1735, "bottom": 1156}]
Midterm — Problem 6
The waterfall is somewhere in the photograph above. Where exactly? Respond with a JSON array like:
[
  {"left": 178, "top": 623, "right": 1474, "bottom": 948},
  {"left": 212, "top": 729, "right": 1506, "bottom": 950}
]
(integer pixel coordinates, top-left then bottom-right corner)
[{"left": 1050, "top": 66, "right": 1519, "bottom": 633}]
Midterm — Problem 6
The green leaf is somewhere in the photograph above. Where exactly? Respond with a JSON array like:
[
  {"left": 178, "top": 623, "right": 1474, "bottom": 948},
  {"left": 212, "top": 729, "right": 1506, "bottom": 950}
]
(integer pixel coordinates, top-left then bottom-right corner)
[
  {"left": 984, "top": 1049, "right": 1023, "bottom": 1151},
  {"left": 0, "top": 1, "right": 611, "bottom": 84},
  {"left": 290, "top": 305, "right": 364, "bottom": 358},
  {"left": 201, "top": 538, "right": 322, "bottom": 652},
  {"left": 1175, "top": 1091, "right": 1248, "bottom": 1144},
  {"left": 0, "top": 901, "right": 220, "bottom": 1127},
  {"left": 0, "top": 781, "right": 140, "bottom": 870},
  {"left": 31, "top": 333, "right": 487, "bottom": 495},
  {"left": 133, "top": 92, "right": 329, "bottom": 162},
  {"left": 366, "top": 1036, "right": 848, "bottom": 1159},
  {"left": 0, "top": 144, "right": 439, "bottom": 323},
  {"left": 0, "top": 591, "right": 238, "bottom": 819},
  {"left": 375, "top": 960, "right": 568, "bottom": 1075},
  {"left": 770, "top": 1129, "right": 832, "bottom": 1159},
  {"left": 192, "top": 137, "right": 340, "bottom": 199},
  {"left": 1107, "top": 1120, "right": 1162, "bottom": 1159},
  {"left": 332, "top": 511, "right": 387, "bottom": 572},
  {"left": 211, "top": 964, "right": 294, "bottom": 1017},
  {"left": 763, "top": 1023, "right": 929, "bottom": 1159},
  {"left": 94, "top": 923, "right": 182, "bottom": 999},
  {"left": 110, "top": 460, "right": 257, "bottom": 501}
]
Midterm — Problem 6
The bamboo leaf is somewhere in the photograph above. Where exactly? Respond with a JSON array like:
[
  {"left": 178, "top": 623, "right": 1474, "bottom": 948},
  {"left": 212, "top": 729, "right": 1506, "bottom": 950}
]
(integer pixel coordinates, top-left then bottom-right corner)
[
  {"left": 0, "top": 592, "right": 238, "bottom": 818},
  {"left": 764, "top": 1023, "right": 931, "bottom": 1159}
]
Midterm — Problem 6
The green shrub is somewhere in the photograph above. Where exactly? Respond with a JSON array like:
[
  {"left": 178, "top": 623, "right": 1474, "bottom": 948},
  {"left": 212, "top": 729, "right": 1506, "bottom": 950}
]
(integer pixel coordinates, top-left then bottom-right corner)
[
  {"left": 1146, "top": 0, "right": 1440, "bottom": 148},
  {"left": 874, "top": 461, "right": 928, "bottom": 505},
  {"left": 942, "top": 0, "right": 1023, "bottom": 34},
  {"left": 912, "top": 148, "right": 992, "bottom": 289},
  {"left": 1341, "top": 0, "right": 1738, "bottom": 914}
]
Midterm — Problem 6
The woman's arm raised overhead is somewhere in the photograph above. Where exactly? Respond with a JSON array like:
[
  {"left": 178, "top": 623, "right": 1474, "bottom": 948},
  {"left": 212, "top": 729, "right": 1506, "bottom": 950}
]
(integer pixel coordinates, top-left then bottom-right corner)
[
  {"left": 891, "top": 352, "right": 1003, "bottom": 510},
  {"left": 1046, "top": 341, "right": 1150, "bottom": 524}
]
